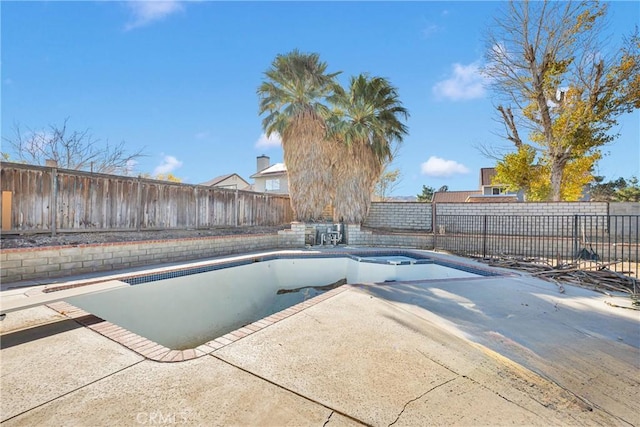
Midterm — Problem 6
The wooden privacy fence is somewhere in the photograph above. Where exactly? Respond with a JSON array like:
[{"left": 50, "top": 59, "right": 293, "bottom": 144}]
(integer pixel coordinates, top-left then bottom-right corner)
[{"left": 0, "top": 162, "right": 293, "bottom": 233}]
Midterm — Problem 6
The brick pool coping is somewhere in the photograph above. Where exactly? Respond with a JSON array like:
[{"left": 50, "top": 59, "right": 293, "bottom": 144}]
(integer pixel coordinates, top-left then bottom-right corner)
[{"left": 46, "top": 285, "right": 350, "bottom": 363}]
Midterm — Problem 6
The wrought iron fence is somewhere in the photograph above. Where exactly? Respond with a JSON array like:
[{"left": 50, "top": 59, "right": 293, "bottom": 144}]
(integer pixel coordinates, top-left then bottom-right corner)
[{"left": 434, "top": 215, "right": 639, "bottom": 279}]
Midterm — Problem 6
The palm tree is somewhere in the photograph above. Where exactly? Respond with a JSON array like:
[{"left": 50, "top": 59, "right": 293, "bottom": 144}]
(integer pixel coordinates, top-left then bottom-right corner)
[
  {"left": 258, "top": 50, "right": 340, "bottom": 222},
  {"left": 328, "top": 74, "right": 409, "bottom": 223}
]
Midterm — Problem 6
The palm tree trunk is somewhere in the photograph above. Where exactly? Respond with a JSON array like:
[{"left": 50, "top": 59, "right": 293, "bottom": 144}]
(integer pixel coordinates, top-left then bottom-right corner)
[
  {"left": 283, "top": 112, "right": 333, "bottom": 221},
  {"left": 332, "top": 141, "right": 381, "bottom": 223}
]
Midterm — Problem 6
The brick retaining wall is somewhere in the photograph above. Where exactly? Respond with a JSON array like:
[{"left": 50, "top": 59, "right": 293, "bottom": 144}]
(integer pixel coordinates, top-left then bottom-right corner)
[{"left": 1, "top": 223, "right": 306, "bottom": 283}]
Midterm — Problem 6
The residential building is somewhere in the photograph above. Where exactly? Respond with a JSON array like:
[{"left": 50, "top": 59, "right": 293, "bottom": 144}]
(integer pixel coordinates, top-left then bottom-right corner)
[
  {"left": 250, "top": 155, "right": 289, "bottom": 194},
  {"left": 432, "top": 191, "right": 481, "bottom": 203},
  {"left": 431, "top": 167, "right": 522, "bottom": 203},
  {"left": 199, "top": 173, "right": 250, "bottom": 190},
  {"left": 480, "top": 167, "right": 506, "bottom": 195}
]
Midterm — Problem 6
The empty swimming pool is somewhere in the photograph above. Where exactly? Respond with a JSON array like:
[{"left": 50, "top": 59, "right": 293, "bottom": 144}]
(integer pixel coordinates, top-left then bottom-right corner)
[{"left": 65, "top": 251, "right": 496, "bottom": 350}]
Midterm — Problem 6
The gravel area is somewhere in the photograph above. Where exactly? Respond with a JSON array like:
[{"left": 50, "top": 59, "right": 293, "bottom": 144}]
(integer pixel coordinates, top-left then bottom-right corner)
[{"left": 0, "top": 226, "right": 290, "bottom": 249}]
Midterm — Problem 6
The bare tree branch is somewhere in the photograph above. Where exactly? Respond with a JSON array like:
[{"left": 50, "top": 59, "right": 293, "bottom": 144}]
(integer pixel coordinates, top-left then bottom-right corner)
[
  {"left": 497, "top": 106, "right": 523, "bottom": 147},
  {"left": 3, "top": 118, "right": 146, "bottom": 175},
  {"left": 482, "top": 1, "right": 639, "bottom": 201}
]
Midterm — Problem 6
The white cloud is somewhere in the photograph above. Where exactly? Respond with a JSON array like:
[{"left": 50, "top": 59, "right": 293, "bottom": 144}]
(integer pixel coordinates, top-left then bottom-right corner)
[
  {"left": 432, "top": 62, "right": 487, "bottom": 101},
  {"left": 421, "top": 156, "right": 469, "bottom": 177},
  {"left": 255, "top": 132, "right": 282, "bottom": 149},
  {"left": 124, "top": 159, "right": 138, "bottom": 175},
  {"left": 491, "top": 42, "right": 508, "bottom": 61},
  {"left": 421, "top": 24, "right": 441, "bottom": 38},
  {"left": 124, "top": 1, "right": 184, "bottom": 31},
  {"left": 153, "top": 154, "right": 183, "bottom": 175}
]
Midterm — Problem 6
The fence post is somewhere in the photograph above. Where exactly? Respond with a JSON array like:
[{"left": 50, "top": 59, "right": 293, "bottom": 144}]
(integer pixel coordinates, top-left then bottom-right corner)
[
  {"left": 51, "top": 167, "right": 57, "bottom": 237},
  {"left": 572, "top": 214, "right": 579, "bottom": 261},
  {"left": 136, "top": 176, "right": 142, "bottom": 232},
  {"left": 234, "top": 188, "right": 239, "bottom": 227},
  {"left": 431, "top": 202, "right": 437, "bottom": 251},
  {"left": 194, "top": 187, "right": 199, "bottom": 229},
  {"left": 482, "top": 215, "right": 487, "bottom": 258}
]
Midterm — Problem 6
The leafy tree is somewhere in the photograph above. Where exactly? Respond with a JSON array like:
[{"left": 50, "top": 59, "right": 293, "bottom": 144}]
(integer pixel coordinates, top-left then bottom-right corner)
[
  {"left": 258, "top": 50, "right": 340, "bottom": 222},
  {"left": 3, "top": 118, "right": 145, "bottom": 174},
  {"left": 437, "top": 185, "right": 448, "bottom": 192},
  {"left": 493, "top": 144, "right": 597, "bottom": 201},
  {"left": 374, "top": 168, "right": 401, "bottom": 201},
  {"left": 416, "top": 185, "right": 435, "bottom": 202},
  {"left": 484, "top": 1, "right": 640, "bottom": 201},
  {"left": 146, "top": 173, "right": 182, "bottom": 183},
  {"left": 327, "top": 74, "right": 409, "bottom": 223},
  {"left": 616, "top": 176, "right": 640, "bottom": 202},
  {"left": 157, "top": 173, "right": 182, "bottom": 183},
  {"left": 589, "top": 176, "right": 628, "bottom": 201}
]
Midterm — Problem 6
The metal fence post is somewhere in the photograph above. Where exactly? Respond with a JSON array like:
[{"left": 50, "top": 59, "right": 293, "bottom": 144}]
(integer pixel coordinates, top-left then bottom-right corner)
[
  {"left": 432, "top": 203, "right": 437, "bottom": 251},
  {"left": 572, "top": 214, "right": 579, "bottom": 261},
  {"left": 482, "top": 215, "right": 487, "bottom": 258}
]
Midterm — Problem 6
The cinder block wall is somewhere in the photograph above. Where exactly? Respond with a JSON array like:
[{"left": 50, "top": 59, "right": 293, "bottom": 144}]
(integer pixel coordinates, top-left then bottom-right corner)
[
  {"left": 434, "top": 202, "right": 609, "bottom": 216},
  {"left": 362, "top": 201, "right": 616, "bottom": 233},
  {"left": 346, "top": 224, "right": 433, "bottom": 248},
  {"left": 364, "top": 202, "right": 432, "bottom": 230},
  {"left": 610, "top": 202, "right": 640, "bottom": 215},
  {"left": 1, "top": 225, "right": 306, "bottom": 284},
  {"left": 609, "top": 203, "right": 639, "bottom": 240}
]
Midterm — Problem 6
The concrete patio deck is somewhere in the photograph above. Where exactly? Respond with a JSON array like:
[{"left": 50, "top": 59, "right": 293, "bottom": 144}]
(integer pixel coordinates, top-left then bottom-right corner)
[{"left": 1, "top": 253, "right": 638, "bottom": 426}]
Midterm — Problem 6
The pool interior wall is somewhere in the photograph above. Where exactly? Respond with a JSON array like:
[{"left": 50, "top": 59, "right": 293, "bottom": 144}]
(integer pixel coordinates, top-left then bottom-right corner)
[{"left": 66, "top": 251, "right": 497, "bottom": 350}]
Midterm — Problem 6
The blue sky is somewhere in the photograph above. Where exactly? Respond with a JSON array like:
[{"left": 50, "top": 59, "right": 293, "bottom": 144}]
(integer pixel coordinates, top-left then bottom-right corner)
[{"left": 2, "top": 1, "right": 639, "bottom": 197}]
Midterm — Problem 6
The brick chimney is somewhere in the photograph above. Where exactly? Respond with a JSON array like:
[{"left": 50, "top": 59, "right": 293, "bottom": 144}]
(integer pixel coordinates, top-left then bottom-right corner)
[{"left": 257, "top": 155, "right": 270, "bottom": 173}]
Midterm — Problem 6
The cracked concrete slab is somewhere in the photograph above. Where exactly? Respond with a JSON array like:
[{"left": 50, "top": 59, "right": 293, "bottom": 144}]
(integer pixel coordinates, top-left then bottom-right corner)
[
  {"left": 215, "top": 290, "right": 460, "bottom": 426},
  {"left": 358, "top": 277, "right": 640, "bottom": 425},
  {"left": 387, "top": 376, "right": 546, "bottom": 426},
  {"left": 215, "top": 288, "right": 616, "bottom": 426},
  {"left": 1, "top": 320, "right": 143, "bottom": 422},
  {"left": 4, "top": 357, "right": 341, "bottom": 427},
  {"left": 0, "top": 297, "right": 66, "bottom": 335}
]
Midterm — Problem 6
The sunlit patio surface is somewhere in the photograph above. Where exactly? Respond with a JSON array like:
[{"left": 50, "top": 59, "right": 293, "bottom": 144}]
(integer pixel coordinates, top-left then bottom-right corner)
[{"left": 1, "top": 251, "right": 638, "bottom": 426}]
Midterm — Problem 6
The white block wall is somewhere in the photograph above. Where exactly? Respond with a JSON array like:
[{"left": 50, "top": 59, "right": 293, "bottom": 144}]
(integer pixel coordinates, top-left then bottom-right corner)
[
  {"left": 434, "top": 202, "right": 609, "bottom": 217},
  {"left": 364, "top": 202, "right": 432, "bottom": 230}
]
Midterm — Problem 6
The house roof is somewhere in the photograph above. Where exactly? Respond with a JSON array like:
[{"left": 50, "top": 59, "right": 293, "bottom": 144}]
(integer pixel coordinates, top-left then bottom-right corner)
[
  {"left": 432, "top": 191, "right": 481, "bottom": 203},
  {"left": 199, "top": 173, "right": 249, "bottom": 188},
  {"left": 250, "top": 163, "right": 287, "bottom": 178},
  {"left": 465, "top": 195, "right": 519, "bottom": 203}
]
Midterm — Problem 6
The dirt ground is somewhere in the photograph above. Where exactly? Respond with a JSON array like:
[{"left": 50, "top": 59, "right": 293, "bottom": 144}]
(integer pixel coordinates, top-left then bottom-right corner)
[{"left": 0, "top": 226, "right": 290, "bottom": 250}]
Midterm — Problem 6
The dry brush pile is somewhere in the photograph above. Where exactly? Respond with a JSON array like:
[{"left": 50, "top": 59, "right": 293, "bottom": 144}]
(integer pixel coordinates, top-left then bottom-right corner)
[{"left": 477, "top": 256, "right": 639, "bottom": 309}]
